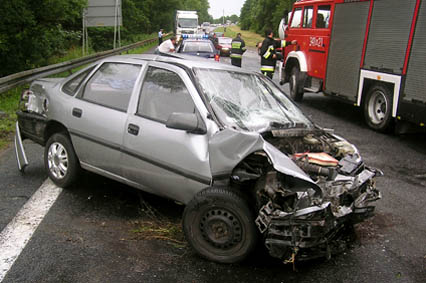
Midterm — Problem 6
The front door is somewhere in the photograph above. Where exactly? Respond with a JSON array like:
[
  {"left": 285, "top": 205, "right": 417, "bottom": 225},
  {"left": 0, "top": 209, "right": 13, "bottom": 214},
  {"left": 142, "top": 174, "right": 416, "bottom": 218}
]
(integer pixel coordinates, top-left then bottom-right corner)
[{"left": 121, "top": 63, "right": 212, "bottom": 203}]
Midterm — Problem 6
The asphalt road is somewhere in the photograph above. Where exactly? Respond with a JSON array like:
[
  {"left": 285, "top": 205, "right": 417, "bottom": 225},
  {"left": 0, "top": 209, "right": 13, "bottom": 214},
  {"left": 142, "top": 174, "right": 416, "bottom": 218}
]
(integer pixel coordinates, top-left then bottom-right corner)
[{"left": 1, "top": 48, "right": 425, "bottom": 283}]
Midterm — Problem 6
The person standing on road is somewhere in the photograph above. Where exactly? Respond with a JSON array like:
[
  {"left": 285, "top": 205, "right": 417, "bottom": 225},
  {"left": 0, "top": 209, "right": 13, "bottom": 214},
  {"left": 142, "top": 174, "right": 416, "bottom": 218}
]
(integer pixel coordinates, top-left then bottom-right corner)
[
  {"left": 158, "top": 36, "right": 176, "bottom": 53},
  {"left": 158, "top": 29, "right": 163, "bottom": 45},
  {"left": 209, "top": 33, "right": 218, "bottom": 49},
  {"left": 230, "top": 33, "right": 246, "bottom": 68},
  {"left": 259, "top": 28, "right": 296, "bottom": 79}
]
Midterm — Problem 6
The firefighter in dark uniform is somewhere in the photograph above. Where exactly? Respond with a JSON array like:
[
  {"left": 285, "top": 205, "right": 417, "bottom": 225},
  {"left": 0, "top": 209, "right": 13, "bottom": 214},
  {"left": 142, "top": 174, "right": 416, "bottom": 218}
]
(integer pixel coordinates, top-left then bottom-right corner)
[
  {"left": 230, "top": 33, "right": 246, "bottom": 67},
  {"left": 259, "top": 28, "right": 296, "bottom": 79}
]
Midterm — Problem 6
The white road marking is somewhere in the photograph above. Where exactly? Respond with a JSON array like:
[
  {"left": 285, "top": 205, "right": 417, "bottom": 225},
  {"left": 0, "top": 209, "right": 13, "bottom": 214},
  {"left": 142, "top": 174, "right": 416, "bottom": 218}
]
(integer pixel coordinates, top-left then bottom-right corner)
[{"left": 0, "top": 179, "right": 62, "bottom": 282}]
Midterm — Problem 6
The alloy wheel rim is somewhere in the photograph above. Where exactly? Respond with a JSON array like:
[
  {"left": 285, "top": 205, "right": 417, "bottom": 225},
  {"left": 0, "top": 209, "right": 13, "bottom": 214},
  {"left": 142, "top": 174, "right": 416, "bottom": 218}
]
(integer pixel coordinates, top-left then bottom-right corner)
[
  {"left": 368, "top": 90, "right": 388, "bottom": 125},
  {"left": 47, "top": 142, "right": 69, "bottom": 179}
]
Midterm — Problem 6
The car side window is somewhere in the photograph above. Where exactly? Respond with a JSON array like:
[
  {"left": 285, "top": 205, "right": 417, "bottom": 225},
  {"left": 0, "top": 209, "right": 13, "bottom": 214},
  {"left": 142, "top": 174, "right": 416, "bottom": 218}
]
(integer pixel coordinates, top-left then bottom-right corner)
[
  {"left": 317, "top": 5, "right": 331, "bottom": 28},
  {"left": 290, "top": 8, "right": 302, "bottom": 28},
  {"left": 82, "top": 63, "right": 141, "bottom": 112},
  {"left": 138, "top": 67, "right": 195, "bottom": 123},
  {"left": 62, "top": 67, "right": 94, "bottom": 96},
  {"left": 303, "top": 6, "right": 314, "bottom": 28}
]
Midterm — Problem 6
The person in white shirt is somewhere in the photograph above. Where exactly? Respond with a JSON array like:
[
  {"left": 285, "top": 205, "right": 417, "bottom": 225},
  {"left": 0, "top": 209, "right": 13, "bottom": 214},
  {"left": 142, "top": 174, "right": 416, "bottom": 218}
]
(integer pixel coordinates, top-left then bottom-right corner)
[
  {"left": 158, "top": 29, "right": 163, "bottom": 45},
  {"left": 158, "top": 36, "right": 176, "bottom": 53}
]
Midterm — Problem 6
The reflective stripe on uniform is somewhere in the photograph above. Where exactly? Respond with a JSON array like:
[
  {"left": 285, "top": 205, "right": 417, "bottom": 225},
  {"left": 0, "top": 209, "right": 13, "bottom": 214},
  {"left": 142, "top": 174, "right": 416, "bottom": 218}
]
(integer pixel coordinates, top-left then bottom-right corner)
[
  {"left": 230, "top": 54, "right": 242, "bottom": 59},
  {"left": 263, "top": 45, "right": 274, "bottom": 59},
  {"left": 281, "top": 40, "right": 287, "bottom": 48},
  {"left": 231, "top": 42, "right": 242, "bottom": 48},
  {"left": 260, "top": 65, "right": 274, "bottom": 71}
]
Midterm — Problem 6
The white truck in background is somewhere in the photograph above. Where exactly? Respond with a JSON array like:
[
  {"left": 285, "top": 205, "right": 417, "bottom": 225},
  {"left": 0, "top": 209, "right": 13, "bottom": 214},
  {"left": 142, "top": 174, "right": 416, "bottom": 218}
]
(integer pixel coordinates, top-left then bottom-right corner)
[{"left": 175, "top": 10, "right": 199, "bottom": 41}]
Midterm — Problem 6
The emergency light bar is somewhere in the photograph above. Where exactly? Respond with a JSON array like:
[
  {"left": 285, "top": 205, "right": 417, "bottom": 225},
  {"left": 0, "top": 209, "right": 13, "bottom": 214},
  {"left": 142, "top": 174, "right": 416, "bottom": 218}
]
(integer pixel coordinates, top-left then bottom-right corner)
[{"left": 182, "top": 34, "right": 209, "bottom": 39}]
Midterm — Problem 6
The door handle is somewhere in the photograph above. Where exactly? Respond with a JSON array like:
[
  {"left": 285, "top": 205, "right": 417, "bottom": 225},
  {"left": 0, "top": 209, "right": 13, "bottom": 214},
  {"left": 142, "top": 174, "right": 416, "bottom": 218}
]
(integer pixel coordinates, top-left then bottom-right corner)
[
  {"left": 72, "top": 108, "right": 82, "bottom": 118},
  {"left": 127, "top": 123, "right": 140, "bottom": 136}
]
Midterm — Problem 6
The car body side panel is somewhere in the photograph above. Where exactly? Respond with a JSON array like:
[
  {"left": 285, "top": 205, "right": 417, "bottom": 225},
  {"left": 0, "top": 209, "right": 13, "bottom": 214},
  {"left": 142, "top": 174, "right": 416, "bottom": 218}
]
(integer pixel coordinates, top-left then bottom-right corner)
[
  {"left": 67, "top": 99, "right": 127, "bottom": 176},
  {"left": 208, "top": 128, "right": 264, "bottom": 177},
  {"left": 121, "top": 116, "right": 211, "bottom": 204}
]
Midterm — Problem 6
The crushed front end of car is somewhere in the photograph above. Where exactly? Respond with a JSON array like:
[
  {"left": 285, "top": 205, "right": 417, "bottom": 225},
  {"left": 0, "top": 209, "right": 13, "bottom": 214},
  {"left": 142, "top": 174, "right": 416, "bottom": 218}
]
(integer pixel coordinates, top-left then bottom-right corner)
[{"left": 252, "top": 129, "right": 381, "bottom": 262}]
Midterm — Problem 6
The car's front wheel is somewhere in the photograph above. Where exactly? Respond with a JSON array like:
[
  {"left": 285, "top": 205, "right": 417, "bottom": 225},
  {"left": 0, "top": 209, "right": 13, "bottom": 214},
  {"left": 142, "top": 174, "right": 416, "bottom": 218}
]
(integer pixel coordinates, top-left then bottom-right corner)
[
  {"left": 44, "top": 133, "right": 80, "bottom": 188},
  {"left": 183, "top": 187, "right": 258, "bottom": 263}
]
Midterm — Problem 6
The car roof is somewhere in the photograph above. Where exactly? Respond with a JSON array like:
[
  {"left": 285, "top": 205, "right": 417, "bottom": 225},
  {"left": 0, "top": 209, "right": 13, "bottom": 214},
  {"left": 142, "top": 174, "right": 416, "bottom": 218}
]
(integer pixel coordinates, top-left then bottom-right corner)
[{"left": 100, "top": 54, "right": 252, "bottom": 73}]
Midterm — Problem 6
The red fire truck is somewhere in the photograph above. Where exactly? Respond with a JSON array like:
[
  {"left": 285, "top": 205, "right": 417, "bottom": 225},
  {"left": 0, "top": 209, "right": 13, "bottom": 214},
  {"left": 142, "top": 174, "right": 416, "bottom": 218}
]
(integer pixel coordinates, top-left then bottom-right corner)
[{"left": 280, "top": 0, "right": 426, "bottom": 132}]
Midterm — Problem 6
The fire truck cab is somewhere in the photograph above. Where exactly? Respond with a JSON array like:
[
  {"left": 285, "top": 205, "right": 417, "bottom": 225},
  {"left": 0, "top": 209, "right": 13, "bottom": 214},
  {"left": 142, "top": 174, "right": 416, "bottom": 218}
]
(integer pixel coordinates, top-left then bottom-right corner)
[{"left": 281, "top": 0, "right": 426, "bottom": 132}]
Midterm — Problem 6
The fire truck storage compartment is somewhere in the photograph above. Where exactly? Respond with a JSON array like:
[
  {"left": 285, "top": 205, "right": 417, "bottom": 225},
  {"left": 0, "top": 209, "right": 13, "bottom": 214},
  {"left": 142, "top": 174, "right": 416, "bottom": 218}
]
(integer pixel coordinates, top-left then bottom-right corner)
[
  {"left": 404, "top": 2, "right": 426, "bottom": 104},
  {"left": 325, "top": 1, "right": 369, "bottom": 100},
  {"left": 364, "top": 0, "right": 417, "bottom": 74}
]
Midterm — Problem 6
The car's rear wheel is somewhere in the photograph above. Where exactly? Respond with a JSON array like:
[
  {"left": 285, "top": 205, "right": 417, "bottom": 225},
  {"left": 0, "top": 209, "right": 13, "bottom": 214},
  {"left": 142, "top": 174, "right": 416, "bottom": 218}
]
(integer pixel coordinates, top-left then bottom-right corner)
[
  {"left": 289, "top": 66, "right": 304, "bottom": 102},
  {"left": 44, "top": 133, "right": 80, "bottom": 188},
  {"left": 183, "top": 187, "right": 258, "bottom": 263},
  {"left": 363, "top": 84, "right": 393, "bottom": 132}
]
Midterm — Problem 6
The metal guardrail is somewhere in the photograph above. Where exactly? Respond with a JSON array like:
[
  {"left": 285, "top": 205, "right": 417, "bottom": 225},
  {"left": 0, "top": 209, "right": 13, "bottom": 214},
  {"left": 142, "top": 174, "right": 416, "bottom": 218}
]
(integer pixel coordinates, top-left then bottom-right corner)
[{"left": 0, "top": 34, "right": 168, "bottom": 94}]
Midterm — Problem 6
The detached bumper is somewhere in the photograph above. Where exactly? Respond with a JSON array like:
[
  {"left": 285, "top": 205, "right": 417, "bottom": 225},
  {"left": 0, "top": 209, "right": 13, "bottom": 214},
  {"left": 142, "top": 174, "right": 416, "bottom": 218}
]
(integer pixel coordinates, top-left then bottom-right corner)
[{"left": 14, "top": 111, "right": 47, "bottom": 171}]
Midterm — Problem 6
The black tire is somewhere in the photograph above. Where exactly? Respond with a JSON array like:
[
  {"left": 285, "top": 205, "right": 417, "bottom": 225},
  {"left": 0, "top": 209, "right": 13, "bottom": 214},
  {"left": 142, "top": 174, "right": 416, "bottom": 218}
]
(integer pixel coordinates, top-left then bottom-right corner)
[
  {"left": 289, "top": 66, "right": 304, "bottom": 102},
  {"left": 183, "top": 187, "right": 258, "bottom": 263},
  {"left": 44, "top": 133, "right": 80, "bottom": 188},
  {"left": 363, "top": 84, "right": 394, "bottom": 132}
]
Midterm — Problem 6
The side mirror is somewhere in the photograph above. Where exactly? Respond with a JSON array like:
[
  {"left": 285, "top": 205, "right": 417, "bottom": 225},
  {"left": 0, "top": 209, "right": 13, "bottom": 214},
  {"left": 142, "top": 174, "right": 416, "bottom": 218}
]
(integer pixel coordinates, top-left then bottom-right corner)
[{"left": 166, "top": 112, "right": 207, "bottom": 134}]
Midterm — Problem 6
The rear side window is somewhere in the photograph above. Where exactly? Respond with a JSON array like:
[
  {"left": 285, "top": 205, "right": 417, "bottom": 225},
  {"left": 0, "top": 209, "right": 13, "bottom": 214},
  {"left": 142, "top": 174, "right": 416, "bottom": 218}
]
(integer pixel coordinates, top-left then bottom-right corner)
[
  {"left": 317, "top": 5, "right": 331, "bottom": 28},
  {"left": 290, "top": 8, "right": 302, "bottom": 28},
  {"left": 303, "top": 6, "right": 314, "bottom": 28},
  {"left": 138, "top": 67, "right": 195, "bottom": 123},
  {"left": 62, "top": 67, "right": 94, "bottom": 96},
  {"left": 82, "top": 63, "right": 141, "bottom": 112}
]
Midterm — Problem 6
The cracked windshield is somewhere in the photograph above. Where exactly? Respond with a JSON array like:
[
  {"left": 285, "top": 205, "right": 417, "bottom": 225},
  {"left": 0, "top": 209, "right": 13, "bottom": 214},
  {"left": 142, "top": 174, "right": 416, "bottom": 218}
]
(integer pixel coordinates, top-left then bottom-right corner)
[{"left": 195, "top": 68, "right": 313, "bottom": 132}]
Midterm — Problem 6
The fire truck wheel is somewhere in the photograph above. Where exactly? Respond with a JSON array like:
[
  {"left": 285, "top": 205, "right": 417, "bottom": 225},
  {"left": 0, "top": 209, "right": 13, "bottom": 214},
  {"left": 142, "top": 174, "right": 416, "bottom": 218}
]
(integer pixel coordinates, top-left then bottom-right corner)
[
  {"left": 289, "top": 66, "right": 304, "bottom": 102},
  {"left": 363, "top": 84, "right": 394, "bottom": 132}
]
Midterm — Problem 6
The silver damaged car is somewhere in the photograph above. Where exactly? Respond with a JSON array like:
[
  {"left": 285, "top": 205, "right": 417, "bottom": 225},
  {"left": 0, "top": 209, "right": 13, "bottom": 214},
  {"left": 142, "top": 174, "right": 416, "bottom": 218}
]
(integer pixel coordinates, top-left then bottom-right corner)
[{"left": 15, "top": 54, "right": 381, "bottom": 263}]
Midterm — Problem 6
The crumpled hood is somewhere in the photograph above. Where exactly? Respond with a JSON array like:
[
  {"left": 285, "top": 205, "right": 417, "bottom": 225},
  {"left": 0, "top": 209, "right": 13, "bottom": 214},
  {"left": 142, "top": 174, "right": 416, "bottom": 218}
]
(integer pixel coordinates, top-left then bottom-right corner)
[{"left": 208, "top": 128, "right": 317, "bottom": 186}]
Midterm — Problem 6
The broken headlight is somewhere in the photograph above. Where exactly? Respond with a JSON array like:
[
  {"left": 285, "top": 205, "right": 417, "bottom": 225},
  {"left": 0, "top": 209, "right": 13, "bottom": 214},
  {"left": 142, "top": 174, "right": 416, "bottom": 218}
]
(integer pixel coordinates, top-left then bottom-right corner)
[{"left": 19, "top": 89, "right": 48, "bottom": 115}]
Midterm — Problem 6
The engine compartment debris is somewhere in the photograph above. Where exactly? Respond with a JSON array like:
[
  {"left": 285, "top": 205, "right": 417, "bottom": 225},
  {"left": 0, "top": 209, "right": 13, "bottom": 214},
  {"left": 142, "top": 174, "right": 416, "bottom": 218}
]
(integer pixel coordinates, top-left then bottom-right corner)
[{"left": 231, "top": 129, "right": 382, "bottom": 262}]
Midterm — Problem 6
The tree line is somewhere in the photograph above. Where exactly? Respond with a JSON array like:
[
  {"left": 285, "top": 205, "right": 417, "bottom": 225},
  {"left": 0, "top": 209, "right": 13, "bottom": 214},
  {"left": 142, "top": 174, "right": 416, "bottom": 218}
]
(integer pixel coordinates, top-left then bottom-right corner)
[
  {"left": 239, "top": 0, "right": 295, "bottom": 35},
  {"left": 0, "top": 0, "right": 212, "bottom": 77}
]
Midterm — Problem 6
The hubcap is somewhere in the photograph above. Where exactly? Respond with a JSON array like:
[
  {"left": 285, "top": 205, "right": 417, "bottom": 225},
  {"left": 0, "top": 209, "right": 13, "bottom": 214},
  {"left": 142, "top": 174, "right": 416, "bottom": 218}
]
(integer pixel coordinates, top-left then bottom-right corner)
[
  {"left": 47, "top": 142, "right": 69, "bottom": 179},
  {"left": 368, "top": 90, "right": 388, "bottom": 125},
  {"left": 200, "top": 209, "right": 242, "bottom": 250}
]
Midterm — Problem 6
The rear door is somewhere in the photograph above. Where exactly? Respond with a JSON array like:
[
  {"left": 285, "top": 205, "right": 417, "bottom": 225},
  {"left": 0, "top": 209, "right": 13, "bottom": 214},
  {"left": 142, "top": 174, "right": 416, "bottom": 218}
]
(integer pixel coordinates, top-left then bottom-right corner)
[
  {"left": 68, "top": 62, "right": 143, "bottom": 175},
  {"left": 121, "top": 62, "right": 212, "bottom": 203}
]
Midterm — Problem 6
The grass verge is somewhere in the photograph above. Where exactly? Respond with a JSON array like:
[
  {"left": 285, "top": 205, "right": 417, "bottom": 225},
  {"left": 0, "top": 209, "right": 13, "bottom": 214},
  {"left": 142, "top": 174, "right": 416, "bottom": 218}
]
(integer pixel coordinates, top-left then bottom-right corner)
[
  {"left": 0, "top": 87, "right": 24, "bottom": 150},
  {"left": 215, "top": 25, "right": 264, "bottom": 48}
]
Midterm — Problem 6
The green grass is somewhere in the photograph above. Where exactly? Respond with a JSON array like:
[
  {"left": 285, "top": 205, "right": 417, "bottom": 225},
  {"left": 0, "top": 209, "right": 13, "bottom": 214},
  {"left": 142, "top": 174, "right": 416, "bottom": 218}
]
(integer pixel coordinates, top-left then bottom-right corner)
[
  {"left": 0, "top": 35, "right": 159, "bottom": 151},
  {"left": 0, "top": 87, "right": 24, "bottom": 150},
  {"left": 215, "top": 26, "right": 264, "bottom": 48}
]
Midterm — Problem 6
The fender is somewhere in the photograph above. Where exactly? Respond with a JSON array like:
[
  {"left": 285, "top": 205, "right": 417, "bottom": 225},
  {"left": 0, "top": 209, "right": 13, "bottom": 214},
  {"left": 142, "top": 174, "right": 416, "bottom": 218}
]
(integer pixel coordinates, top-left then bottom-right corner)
[{"left": 285, "top": 51, "right": 308, "bottom": 72}]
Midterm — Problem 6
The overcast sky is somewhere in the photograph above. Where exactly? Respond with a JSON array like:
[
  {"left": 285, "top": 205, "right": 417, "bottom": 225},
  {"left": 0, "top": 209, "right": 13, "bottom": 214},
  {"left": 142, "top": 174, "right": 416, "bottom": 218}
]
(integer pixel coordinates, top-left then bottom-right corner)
[{"left": 208, "top": 0, "right": 246, "bottom": 19}]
